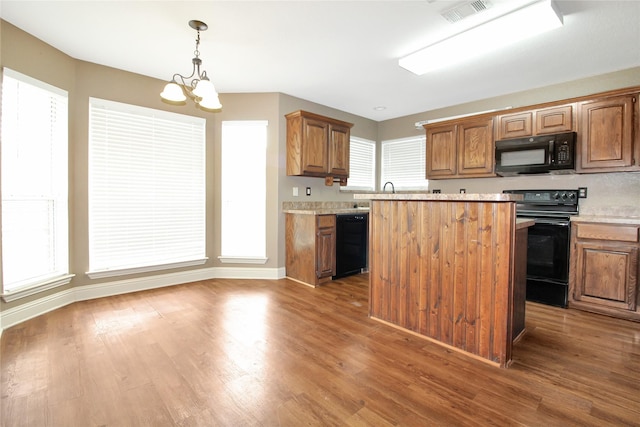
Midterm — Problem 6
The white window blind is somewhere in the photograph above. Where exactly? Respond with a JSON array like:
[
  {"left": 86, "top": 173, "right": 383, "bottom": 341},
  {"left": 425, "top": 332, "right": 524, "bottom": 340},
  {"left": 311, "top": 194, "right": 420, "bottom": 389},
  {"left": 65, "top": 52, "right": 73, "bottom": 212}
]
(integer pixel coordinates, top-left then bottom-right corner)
[
  {"left": 341, "top": 137, "right": 376, "bottom": 191},
  {"left": 88, "top": 98, "right": 206, "bottom": 276},
  {"left": 220, "top": 120, "right": 267, "bottom": 262},
  {"left": 1, "top": 68, "right": 70, "bottom": 293},
  {"left": 380, "top": 136, "right": 429, "bottom": 190}
]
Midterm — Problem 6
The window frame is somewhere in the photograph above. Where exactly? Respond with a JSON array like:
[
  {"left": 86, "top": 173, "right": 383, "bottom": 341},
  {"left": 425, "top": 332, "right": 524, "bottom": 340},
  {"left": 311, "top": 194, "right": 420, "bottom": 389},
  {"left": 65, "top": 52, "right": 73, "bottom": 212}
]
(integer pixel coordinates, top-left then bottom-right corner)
[
  {"left": 218, "top": 120, "right": 268, "bottom": 264},
  {"left": 1, "top": 68, "right": 73, "bottom": 301},
  {"left": 87, "top": 98, "right": 207, "bottom": 279},
  {"left": 380, "top": 136, "right": 429, "bottom": 191}
]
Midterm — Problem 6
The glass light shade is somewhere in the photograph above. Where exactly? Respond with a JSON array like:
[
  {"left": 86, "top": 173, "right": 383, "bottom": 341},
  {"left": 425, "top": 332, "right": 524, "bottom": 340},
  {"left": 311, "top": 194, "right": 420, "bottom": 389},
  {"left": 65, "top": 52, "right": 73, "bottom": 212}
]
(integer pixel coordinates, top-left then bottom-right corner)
[
  {"left": 198, "top": 94, "right": 222, "bottom": 110},
  {"left": 192, "top": 79, "right": 217, "bottom": 99},
  {"left": 160, "top": 82, "right": 187, "bottom": 102}
]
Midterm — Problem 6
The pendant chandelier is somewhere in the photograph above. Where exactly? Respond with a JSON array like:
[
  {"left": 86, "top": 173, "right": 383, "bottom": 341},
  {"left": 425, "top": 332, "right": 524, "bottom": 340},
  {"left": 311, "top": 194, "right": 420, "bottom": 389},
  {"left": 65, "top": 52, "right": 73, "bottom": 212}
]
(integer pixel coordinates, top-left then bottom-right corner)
[{"left": 160, "top": 20, "right": 222, "bottom": 111}]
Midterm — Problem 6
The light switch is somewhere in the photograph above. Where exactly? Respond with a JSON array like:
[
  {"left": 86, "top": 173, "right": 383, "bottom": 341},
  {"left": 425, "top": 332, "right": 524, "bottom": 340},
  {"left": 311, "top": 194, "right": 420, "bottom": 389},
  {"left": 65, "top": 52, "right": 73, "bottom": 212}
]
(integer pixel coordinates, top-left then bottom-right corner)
[{"left": 293, "top": 187, "right": 299, "bottom": 197}]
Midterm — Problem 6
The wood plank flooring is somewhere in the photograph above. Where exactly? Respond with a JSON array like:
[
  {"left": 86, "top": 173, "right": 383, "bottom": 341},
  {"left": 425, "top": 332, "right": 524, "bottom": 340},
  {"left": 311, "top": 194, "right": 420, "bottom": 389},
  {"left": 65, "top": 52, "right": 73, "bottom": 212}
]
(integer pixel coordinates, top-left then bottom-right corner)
[{"left": 2, "top": 274, "right": 639, "bottom": 426}]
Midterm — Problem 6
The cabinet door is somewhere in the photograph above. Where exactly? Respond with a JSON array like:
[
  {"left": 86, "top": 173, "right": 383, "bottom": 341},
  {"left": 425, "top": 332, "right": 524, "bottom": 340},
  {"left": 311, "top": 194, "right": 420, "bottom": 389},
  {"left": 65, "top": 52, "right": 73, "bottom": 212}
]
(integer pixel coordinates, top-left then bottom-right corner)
[
  {"left": 578, "top": 95, "right": 636, "bottom": 171},
  {"left": 328, "top": 124, "right": 350, "bottom": 177},
  {"left": 301, "top": 117, "right": 329, "bottom": 175},
  {"left": 426, "top": 124, "right": 457, "bottom": 178},
  {"left": 458, "top": 118, "right": 494, "bottom": 176},
  {"left": 497, "top": 105, "right": 573, "bottom": 140},
  {"left": 535, "top": 104, "right": 574, "bottom": 135},
  {"left": 573, "top": 241, "right": 638, "bottom": 311},
  {"left": 316, "top": 227, "right": 336, "bottom": 278},
  {"left": 497, "top": 111, "right": 532, "bottom": 140},
  {"left": 316, "top": 215, "right": 336, "bottom": 279}
]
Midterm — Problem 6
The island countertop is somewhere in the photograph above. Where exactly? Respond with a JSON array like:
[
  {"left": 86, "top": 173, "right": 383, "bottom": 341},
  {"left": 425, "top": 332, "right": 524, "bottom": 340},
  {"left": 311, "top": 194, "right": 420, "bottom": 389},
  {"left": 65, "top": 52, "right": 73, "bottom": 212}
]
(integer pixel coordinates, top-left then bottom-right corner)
[{"left": 354, "top": 193, "right": 523, "bottom": 202}]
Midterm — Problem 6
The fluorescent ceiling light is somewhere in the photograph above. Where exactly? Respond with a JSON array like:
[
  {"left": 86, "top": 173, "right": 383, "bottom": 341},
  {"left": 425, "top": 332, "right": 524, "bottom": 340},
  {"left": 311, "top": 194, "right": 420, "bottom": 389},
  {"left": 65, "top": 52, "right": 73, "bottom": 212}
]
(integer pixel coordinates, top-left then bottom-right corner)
[{"left": 399, "top": 0, "right": 563, "bottom": 75}]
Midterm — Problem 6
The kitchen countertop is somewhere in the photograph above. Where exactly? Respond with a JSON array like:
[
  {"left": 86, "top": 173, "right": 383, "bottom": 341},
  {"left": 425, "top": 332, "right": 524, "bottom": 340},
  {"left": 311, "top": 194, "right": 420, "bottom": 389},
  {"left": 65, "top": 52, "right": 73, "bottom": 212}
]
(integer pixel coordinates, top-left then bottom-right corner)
[
  {"left": 572, "top": 215, "right": 640, "bottom": 225},
  {"left": 572, "top": 205, "right": 640, "bottom": 225},
  {"left": 353, "top": 193, "right": 523, "bottom": 202},
  {"left": 571, "top": 206, "right": 640, "bottom": 225},
  {"left": 282, "top": 201, "right": 370, "bottom": 215},
  {"left": 283, "top": 207, "right": 370, "bottom": 215}
]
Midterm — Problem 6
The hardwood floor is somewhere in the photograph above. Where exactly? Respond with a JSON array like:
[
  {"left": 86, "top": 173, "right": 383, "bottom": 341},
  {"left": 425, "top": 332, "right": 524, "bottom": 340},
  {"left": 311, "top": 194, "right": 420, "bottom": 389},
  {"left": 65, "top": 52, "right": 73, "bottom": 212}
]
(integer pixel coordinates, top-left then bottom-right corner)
[{"left": 2, "top": 274, "right": 639, "bottom": 426}]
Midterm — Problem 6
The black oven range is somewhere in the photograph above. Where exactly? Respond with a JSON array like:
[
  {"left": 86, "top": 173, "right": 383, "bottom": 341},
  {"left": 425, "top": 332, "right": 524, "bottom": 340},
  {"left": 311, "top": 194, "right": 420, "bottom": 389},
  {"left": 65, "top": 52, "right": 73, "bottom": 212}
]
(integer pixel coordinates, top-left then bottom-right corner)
[{"left": 504, "top": 189, "right": 580, "bottom": 308}]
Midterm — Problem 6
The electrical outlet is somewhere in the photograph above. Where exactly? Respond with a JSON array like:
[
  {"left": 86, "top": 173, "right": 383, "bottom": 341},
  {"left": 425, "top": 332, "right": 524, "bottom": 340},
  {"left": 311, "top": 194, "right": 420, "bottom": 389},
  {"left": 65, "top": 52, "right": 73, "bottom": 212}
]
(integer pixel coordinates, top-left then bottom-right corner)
[
  {"left": 306, "top": 187, "right": 311, "bottom": 196},
  {"left": 459, "top": 188, "right": 466, "bottom": 194},
  {"left": 578, "top": 187, "right": 588, "bottom": 198},
  {"left": 432, "top": 189, "right": 441, "bottom": 194},
  {"left": 293, "top": 187, "right": 299, "bottom": 197}
]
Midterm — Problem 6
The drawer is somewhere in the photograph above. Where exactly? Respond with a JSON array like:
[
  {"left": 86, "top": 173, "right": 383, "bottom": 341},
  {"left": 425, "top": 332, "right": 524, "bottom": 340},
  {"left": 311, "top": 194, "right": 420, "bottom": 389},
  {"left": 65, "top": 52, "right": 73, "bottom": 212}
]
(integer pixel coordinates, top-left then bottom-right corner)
[
  {"left": 317, "top": 214, "right": 336, "bottom": 228},
  {"left": 575, "top": 223, "right": 639, "bottom": 243}
]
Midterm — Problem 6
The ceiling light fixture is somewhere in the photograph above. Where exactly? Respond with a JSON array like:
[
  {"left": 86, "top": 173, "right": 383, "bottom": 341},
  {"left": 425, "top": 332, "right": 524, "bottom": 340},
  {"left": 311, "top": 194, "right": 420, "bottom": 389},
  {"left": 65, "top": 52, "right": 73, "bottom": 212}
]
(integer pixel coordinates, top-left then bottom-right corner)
[
  {"left": 399, "top": 0, "right": 563, "bottom": 75},
  {"left": 160, "top": 20, "right": 222, "bottom": 111}
]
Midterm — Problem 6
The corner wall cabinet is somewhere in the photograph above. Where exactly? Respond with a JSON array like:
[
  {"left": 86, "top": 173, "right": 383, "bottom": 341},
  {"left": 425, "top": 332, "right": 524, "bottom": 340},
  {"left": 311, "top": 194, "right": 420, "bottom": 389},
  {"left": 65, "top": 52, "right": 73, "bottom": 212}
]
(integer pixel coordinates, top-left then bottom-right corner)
[
  {"left": 285, "top": 213, "right": 336, "bottom": 287},
  {"left": 496, "top": 104, "right": 574, "bottom": 140},
  {"left": 285, "top": 110, "right": 353, "bottom": 186},
  {"left": 425, "top": 117, "right": 495, "bottom": 179},
  {"left": 577, "top": 94, "right": 639, "bottom": 173},
  {"left": 569, "top": 221, "right": 640, "bottom": 321}
]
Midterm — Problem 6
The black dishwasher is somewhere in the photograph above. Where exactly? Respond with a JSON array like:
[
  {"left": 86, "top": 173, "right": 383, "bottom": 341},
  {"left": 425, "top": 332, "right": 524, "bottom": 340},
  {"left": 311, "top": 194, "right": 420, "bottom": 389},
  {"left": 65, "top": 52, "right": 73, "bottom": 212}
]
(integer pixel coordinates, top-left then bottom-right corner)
[{"left": 333, "top": 213, "right": 368, "bottom": 279}]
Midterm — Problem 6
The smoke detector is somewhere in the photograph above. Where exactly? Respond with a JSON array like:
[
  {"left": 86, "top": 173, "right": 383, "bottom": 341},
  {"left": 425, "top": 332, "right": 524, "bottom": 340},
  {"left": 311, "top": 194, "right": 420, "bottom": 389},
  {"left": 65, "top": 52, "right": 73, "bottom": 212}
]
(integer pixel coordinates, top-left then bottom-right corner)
[{"left": 441, "top": 0, "right": 493, "bottom": 23}]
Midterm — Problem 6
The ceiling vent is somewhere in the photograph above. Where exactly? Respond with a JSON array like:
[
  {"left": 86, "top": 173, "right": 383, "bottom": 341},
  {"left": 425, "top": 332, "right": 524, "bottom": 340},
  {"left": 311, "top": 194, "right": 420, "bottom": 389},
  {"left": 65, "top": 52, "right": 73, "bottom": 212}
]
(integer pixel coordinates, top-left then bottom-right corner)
[{"left": 441, "top": 0, "right": 493, "bottom": 23}]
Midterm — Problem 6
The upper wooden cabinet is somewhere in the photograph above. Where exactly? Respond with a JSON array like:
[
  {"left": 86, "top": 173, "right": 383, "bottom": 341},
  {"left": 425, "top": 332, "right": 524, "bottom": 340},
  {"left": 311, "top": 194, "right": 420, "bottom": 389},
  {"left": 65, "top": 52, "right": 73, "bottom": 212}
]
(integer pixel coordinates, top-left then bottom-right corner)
[
  {"left": 327, "top": 123, "right": 351, "bottom": 177},
  {"left": 577, "top": 94, "right": 639, "bottom": 173},
  {"left": 425, "top": 124, "right": 457, "bottom": 178},
  {"left": 285, "top": 110, "right": 353, "bottom": 184},
  {"left": 425, "top": 117, "right": 495, "bottom": 179},
  {"left": 497, "top": 104, "right": 574, "bottom": 140}
]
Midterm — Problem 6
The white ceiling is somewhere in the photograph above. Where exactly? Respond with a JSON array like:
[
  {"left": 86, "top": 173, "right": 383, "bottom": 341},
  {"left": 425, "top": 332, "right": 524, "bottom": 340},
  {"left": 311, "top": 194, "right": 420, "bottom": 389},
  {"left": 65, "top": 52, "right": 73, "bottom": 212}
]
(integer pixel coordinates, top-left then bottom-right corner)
[{"left": 1, "top": 1, "right": 639, "bottom": 121}]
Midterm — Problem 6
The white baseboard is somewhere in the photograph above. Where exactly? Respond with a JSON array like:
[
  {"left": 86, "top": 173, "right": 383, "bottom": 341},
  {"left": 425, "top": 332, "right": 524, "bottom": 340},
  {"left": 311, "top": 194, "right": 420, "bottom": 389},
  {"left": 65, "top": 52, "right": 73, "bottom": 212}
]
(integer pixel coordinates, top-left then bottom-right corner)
[
  {"left": 0, "top": 266, "right": 287, "bottom": 331},
  {"left": 212, "top": 266, "right": 286, "bottom": 280},
  {"left": 1, "top": 288, "right": 75, "bottom": 331}
]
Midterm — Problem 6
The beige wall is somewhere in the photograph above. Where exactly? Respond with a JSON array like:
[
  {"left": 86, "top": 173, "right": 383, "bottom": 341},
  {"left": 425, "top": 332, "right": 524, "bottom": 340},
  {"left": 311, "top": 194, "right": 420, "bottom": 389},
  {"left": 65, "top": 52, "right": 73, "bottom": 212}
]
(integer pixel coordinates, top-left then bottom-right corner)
[
  {"left": 1, "top": 18, "right": 639, "bottom": 319},
  {"left": 276, "top": 95, "right": 378, "bottom": 264},
  {"left": 376, "top": 67, "right": 640, "bottom": 213},
  {"left": 0, "top": 20, "right": 378, "bottom": 316},
  {"left": 378, "top": 67, "right": 640, "bottom": 141}
]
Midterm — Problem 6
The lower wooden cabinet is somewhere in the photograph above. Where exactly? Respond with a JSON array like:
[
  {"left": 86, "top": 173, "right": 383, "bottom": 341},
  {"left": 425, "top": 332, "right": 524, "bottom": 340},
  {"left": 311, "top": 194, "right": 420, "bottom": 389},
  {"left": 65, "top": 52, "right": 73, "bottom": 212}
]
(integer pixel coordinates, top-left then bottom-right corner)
[
  {"left": 285, "top": 213, "right": 336, "bottom": 287},
  {"left": 569, "top": 221, "right": 640, "bottom": 321},
  {"left": 315, "top": 215, "right": 337, "bottom": 280}
]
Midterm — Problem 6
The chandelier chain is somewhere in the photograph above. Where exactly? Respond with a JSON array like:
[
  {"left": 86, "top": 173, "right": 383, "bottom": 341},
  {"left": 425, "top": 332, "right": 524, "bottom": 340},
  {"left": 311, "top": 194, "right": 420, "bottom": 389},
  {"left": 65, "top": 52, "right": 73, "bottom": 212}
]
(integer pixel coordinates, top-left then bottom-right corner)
[{"left": 194, "top": 30, "right": 201, "bottom": 58}]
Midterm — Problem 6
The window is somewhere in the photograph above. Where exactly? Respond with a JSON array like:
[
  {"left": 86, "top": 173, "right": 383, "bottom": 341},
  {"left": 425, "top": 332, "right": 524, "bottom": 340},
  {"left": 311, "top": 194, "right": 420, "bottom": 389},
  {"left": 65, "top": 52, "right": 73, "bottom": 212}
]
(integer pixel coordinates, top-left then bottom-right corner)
[
  {"left": 88, "top": 98, "right": 206, "bottom": 277},
  {"left": 1, "top": 68, "right": 71, "bottom": 298},
  {"left": 219, "top": 121, "right": 267, "bottom": 263},
  {"left": 380, "top": 136, "right": 429, "bottom": 190},
  {"left": 341, "top": 137, "right": 376, "bottom": 191}
]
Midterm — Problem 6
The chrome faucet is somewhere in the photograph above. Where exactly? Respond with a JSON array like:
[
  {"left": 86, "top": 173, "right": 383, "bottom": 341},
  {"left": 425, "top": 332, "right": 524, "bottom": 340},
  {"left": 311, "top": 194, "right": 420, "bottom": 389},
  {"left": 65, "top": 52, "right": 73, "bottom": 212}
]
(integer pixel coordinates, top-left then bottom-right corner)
[{"left": 383, "top": 181, "right": 395, "bottom": 193}]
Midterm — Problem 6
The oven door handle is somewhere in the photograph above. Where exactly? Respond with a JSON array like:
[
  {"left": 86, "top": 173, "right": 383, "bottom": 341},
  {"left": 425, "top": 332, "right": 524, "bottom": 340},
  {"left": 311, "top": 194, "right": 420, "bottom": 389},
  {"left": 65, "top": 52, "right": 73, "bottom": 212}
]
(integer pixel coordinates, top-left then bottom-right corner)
[{"left": 534, "top": 218, "right": 570, "bottom": 226}]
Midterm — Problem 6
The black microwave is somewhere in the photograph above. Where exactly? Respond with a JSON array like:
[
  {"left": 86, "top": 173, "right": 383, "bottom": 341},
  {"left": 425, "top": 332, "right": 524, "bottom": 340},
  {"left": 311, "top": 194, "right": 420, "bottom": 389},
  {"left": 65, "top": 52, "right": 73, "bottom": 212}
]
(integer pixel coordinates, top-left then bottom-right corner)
[{"left": 495, "top": 132, "right": 576, "bottom": 176}]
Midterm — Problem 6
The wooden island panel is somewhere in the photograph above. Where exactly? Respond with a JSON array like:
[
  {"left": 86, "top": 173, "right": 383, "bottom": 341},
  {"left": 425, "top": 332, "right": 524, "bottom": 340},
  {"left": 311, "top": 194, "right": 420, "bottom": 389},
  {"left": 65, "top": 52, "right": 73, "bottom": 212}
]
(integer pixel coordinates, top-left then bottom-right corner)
[{"left": 369, "top": 199, "right": 516, "bottom": 367}]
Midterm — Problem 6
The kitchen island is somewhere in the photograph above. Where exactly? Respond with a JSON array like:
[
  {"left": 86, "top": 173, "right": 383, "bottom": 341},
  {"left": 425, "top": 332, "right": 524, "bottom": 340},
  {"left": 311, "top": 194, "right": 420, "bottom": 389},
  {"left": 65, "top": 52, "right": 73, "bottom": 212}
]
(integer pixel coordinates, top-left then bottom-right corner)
[{"left": 354, "top": 193, "right": 530, "bottom": 368}]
